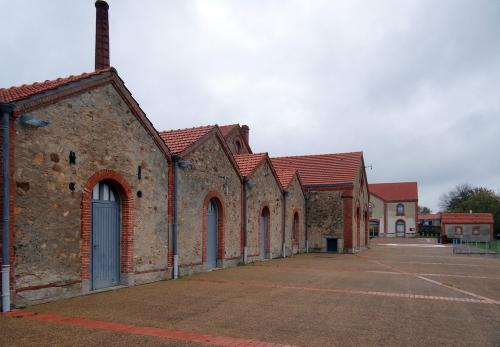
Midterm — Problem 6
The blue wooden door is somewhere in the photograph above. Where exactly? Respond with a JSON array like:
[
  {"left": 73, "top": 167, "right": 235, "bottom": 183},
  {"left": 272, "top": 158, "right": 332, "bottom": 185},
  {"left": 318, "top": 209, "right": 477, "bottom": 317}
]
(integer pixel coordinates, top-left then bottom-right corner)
[
  {"left": 91, "top": 182, "right": 120, "bottom": 290},
  {"left": 261, "top": 209, "right": 268, "bottom": 259},
  {"left": 206, "top": 199, "right": 218, "bottom": 269}
]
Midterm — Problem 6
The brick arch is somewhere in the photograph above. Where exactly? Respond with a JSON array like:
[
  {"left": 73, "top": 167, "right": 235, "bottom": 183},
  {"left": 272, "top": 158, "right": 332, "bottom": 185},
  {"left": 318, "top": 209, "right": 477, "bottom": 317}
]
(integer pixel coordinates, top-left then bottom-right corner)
[
  {"left": 81, "top": 169, "right": 135, "bottom": 282},
  {"left": 202, "top": 191, "right": 225, "bottom": 263}
]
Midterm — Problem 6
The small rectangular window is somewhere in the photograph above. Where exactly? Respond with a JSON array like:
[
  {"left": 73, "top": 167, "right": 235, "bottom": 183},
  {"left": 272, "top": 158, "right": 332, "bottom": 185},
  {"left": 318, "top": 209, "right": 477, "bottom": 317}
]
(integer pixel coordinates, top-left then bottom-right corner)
[
  {"left": 455, "top": 226, "right": 463, "bottom": 235},
  {"left": 472, "top": 226, "right": 480, "bottom": 235}
]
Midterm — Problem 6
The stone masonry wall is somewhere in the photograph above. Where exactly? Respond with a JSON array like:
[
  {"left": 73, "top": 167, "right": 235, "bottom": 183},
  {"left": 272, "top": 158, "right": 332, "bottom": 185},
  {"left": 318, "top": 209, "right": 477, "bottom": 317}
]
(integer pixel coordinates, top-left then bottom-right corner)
[
  {"left": 284, "top": 175, "right": 305, "bottom": 255},
  {"left": 225, "top": 131, "right": 250, "bottom": 155},
  {"left": 13, "top": 84, "right": 169, "bottom": 306},
  {"left": 246, "top": 161, "right": 282, "bottom": 261},
  {"left": 352, "top": 164, "right": 369, "bottom": 250},
  {"left": 306, "top": 190, "right": 343, "bottom": 251},
  {"left": 177, "top": 135, "right": 241, "bottom": 274}
]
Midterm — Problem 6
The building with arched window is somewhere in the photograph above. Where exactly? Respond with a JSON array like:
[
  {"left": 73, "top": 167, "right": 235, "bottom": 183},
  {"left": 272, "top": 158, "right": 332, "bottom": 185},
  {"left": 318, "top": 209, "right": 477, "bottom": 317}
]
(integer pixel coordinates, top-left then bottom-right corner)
[{"left": 369, "top": 182, "right": 419, "bottom": 238}]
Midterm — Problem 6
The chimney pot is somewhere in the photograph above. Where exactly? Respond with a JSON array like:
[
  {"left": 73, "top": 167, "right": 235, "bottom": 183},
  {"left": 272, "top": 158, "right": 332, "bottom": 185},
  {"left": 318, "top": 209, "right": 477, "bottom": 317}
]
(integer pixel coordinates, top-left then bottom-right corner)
[{"left": 95, "top": 0, "right": 110, "bottom": 70}]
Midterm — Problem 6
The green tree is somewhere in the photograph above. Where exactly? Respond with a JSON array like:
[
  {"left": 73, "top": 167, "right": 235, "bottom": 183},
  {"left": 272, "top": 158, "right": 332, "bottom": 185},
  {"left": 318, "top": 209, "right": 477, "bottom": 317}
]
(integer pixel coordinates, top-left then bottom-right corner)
[
  {"left": 418, "top": 206, "right": 432, "bottom": 214},
  {"left": 439, "top": 184, "right": 500, "bottom": 239}
]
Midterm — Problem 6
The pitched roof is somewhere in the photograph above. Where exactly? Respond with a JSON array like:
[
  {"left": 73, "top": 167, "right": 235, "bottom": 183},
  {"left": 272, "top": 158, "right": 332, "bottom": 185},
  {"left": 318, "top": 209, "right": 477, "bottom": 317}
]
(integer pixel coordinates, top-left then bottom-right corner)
[
  {"left": 219, "top": 124, "right": 238, "bottom": 137},
  {"left": 0, "top": 68, "right": 112, "bottom": 103},
  {"left": 271, "top": 152, "right": 363, "bottom": 187},
  {"left": 274, "top": 167, "right": 297, "bottom": 189},
  {"left": 418, "top": 213, "right": 441, "bottom": 220},
  {"left": 369, "top": 182, "right": 418, "bottom": 201},
  {"left": 234, "top": 153, "right": 267, "bottom": 177},
  {"left": 159, "top": 125, "right": 215, "bottom": 155},
  {"left": 441, "top": 213, "right": 494, "bottom": 224}
]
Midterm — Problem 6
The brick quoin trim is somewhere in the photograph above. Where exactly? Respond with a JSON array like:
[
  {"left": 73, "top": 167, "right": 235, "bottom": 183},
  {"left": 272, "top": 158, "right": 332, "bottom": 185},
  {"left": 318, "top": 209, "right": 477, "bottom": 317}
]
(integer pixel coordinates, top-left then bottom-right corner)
[
  {"left": 0, "top": 117, "right": 16, "bottom": 290},
  {"left": 202, "top": 191, "right": 225, "bottom": 263},
  {"left": 342, "top": 191, "right": 353, "bottom": 251},
  {"left": 81, "top": 170, "right": 134, "bottom": 281}
]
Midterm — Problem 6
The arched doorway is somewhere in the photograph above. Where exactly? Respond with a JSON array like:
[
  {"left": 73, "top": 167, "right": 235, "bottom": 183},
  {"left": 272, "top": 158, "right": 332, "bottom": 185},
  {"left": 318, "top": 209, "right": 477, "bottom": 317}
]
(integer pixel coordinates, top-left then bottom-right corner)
[
  {"left": 396, "top": 220, "right": 406, "bottom": 237},
  {"left": 293, "top": 212, "right": 299, "bottom": 244},
  {"left": 261, "top": 207, "right": 270, "bottom": 259},
  {"left": 91, "top": 181, "right": 120, "bottom": 290},
  {"left": 206, "top": 198, "right": 219, "bottom": 269}
]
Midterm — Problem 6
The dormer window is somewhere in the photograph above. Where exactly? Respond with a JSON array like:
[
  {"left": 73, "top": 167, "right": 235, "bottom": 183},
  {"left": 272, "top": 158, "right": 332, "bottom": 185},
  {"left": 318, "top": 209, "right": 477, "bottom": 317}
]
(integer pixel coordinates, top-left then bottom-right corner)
[{"left": 396, "top": 203, "right": 405, "bottom": 216}]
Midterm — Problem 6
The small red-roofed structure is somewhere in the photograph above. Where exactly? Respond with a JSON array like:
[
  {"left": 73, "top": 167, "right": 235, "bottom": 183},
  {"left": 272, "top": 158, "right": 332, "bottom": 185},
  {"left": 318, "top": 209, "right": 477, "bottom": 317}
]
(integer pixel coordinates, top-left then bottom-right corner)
[{"left": 441, "top": 213, "right": 494, "bottom": 242}]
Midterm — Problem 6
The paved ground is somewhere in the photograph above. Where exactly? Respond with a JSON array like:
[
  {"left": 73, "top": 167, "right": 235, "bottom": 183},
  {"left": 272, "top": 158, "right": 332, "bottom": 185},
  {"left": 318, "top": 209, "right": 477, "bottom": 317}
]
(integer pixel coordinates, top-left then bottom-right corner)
[{"left": 2, "top": 238, "right": 499, "bottom": 346}]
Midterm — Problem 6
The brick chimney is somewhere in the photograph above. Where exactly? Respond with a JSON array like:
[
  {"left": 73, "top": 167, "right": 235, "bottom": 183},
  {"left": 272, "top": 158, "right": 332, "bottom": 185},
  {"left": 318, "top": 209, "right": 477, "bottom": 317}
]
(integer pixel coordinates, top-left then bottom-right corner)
[
  {"left": 95, "top": 0, "right": 110, "bottom": 70},
  {"left": 241, "top": 125, "right": 250, "bottom": 145}
]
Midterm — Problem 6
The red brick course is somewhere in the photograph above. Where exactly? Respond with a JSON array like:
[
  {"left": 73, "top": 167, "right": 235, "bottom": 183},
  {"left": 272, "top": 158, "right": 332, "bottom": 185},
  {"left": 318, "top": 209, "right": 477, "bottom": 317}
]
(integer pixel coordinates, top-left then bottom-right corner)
[
  {"left": 81, "top": 169, "right": 135, "bottom": 280},
  {"left": 4, "top": 310, "right": 295, "bottom": 347}
]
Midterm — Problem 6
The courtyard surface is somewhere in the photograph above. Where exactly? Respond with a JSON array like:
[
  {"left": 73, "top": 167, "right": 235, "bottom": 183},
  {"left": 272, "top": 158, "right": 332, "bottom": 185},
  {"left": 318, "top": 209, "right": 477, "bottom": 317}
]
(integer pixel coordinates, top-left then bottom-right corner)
[{"left": 1, "top": 238, "right": 499, "bottom": 346}]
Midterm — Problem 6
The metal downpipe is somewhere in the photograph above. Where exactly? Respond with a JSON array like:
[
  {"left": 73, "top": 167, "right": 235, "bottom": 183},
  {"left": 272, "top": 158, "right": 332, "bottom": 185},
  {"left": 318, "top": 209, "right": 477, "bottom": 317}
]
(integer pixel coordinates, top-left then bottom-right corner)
[
  {"left": 1, "top": 103, "right": 12, "bottom": 312},
  {"left": 243, "top": 179, "right": 248, "bottom": 263},
  {"left": 172, "top": 157, "right": 179, "bottom": 279},
  {"left": 282, "top": 192, "right": 287, "bottom": 258}
]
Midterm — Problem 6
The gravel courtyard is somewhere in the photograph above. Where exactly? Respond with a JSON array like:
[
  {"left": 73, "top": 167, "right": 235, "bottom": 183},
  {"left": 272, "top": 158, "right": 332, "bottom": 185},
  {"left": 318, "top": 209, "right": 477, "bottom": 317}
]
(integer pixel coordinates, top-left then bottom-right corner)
[{"left": 1, "top": 238, "right": 499, "bottom": 346}]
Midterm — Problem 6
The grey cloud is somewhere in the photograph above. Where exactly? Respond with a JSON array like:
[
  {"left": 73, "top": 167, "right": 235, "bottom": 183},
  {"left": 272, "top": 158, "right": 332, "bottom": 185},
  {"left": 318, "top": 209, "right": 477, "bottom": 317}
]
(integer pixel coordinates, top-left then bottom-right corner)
[{"left": 1, "top": 0, "right": 499, "bottom": 211}]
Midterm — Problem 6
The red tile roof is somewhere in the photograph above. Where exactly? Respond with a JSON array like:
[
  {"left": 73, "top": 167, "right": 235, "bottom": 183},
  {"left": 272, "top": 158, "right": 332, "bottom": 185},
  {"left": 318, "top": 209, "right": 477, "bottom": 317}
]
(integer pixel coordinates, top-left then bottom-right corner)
[
  {"left": 274, "top": 167, "right": 297, "bottom": 189},
  {"left": 0, "top": 68, "right": 112, "bottom": 103},
  {"left": 159, "top": 125, "right": 215, "bottom": 155},
  {"left": 369, "top": 182, "right": 418, "bottom": 201},
  {"left": 234, "top": 153, "right": 267, "bottom": 177},
  {"left": 271, "top": 152, "right": 363, "bottom": 187},
  {"left": 441, "top": 213, "right": 494, "bottom": 224},
  {"left": 418, "top": 213, "right": 441, "bottom": 220}
]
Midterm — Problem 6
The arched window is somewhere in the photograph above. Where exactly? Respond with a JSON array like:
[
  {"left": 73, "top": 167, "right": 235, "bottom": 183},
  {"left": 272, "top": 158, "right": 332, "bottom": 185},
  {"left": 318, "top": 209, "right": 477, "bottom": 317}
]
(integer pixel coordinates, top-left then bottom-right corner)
[
  {"left": 396, "top": 203, "right": 405, "bottom": 216},
  {"left": 92, "top": 181, "right": 118, "bottom": 202},
  {"left": 396, "top": 220, "right": 405, "bottom": 237},
  {"left": 235, "top": 140, "right": 242, "bottom": 154}
]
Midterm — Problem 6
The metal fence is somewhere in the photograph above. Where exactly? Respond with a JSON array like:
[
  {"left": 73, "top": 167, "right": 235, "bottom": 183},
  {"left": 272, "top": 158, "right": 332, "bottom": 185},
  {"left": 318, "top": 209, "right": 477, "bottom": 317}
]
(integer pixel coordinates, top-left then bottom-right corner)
[{"left": 452, "top": 239, "right": 500, "bottom": 256}]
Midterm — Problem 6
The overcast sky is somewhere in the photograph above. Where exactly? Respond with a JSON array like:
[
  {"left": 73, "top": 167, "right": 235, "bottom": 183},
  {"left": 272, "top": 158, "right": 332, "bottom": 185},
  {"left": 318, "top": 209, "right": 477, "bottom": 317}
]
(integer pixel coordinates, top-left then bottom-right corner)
[{"left": 1, "top": 0, "right": 499, "bottom": 211}]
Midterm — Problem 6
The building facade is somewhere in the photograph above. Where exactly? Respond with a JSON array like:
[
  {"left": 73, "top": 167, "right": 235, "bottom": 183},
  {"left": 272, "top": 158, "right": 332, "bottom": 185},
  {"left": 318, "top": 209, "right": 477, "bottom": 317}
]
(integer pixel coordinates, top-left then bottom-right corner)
[
  {"left": 369, "top": 182, "right": 418, "bottom": 238},
  {"left": 272, "top": 152, "right": 369, "bottom": 253},
  {"left": 0, "top": 0, "right": 373, "bottom": 309},
  {"left": 159, "top": 126, "right": 242, "bottom": 275},
  {"left": 0, "top": 69, "right": 171, "bottom": 307}
]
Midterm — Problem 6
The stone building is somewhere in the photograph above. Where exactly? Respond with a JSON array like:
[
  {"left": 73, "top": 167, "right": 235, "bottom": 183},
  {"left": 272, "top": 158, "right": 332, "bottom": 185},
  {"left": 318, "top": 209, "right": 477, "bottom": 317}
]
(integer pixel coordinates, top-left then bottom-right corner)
[
  {"left": 0, "top": 0, "right": 374, "bottom": 310},
  {"left": 160, "top": 126, "right": 242, "bottom": 275},
  {"left": 272, "top": 164, "right": 306, "bottom": 255},
  {"left": 271, "top": 152, "right": 369, "bottom": 253},
  {"left": 369, "top": 182, "right": 418, "bottom": 237},
  {"left": 234, "top": 153, "right": 284, "bottom": 261},
  {"left": 0, "top": 68, "right": 172, "bottom": 307}
]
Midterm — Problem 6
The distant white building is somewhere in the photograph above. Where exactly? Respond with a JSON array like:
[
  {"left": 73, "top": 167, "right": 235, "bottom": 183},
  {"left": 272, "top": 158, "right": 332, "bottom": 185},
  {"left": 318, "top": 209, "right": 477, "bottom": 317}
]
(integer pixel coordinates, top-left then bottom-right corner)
[{"left": 369, "top": 182, "right": 418, "bottom": 238}]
